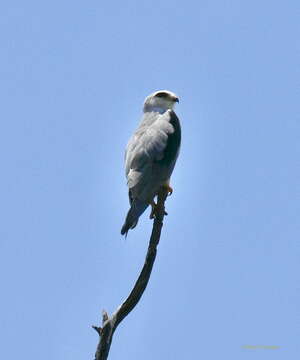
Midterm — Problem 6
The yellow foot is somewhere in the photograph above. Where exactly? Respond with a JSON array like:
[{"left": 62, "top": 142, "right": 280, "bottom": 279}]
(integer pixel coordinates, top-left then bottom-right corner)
[{"left": 163, "top": 184, "right": 173, "bottom": 196}]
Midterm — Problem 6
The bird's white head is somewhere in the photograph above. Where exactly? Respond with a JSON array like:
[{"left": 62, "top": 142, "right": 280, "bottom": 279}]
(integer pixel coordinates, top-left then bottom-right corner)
[{"left": 143, "top": 90, "right": 179, "bottom": 113}]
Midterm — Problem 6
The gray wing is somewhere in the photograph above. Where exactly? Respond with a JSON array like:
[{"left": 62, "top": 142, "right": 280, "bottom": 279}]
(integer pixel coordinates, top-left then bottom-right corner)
[{"left": 125, "top": 110, "right": 181, "bottom": 201}]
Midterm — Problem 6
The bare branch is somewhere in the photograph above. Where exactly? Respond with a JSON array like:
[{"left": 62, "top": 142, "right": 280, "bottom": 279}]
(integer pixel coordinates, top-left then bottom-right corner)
[{"left": 93, "top": 187, "right": 169, "bottom": 360}]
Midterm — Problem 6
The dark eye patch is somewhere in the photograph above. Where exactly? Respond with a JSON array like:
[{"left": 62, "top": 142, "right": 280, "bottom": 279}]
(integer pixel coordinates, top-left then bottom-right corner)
[{"left": 155, "top": 92, "right": 169, "bottom": 98}]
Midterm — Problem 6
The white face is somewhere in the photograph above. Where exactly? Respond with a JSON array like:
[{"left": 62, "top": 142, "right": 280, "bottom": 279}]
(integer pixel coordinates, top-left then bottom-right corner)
[{"left": 144, "top": 90, "right": 179, "bottom": 112}]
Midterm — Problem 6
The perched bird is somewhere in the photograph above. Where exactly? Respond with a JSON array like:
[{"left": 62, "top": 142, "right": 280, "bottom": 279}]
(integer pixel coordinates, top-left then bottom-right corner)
[{"left": 121, "top": 90, "right": 181, "bottom": 236}]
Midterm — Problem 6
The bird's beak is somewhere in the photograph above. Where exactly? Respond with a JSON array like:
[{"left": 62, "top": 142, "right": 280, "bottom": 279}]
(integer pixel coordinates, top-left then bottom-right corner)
[{"left": 174, "top": 97, "right": 179, "bottom": 103}]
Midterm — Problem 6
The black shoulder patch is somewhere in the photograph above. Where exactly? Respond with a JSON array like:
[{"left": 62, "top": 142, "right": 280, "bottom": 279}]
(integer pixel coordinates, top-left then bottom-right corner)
[{"left": 159, "top": 110, "right": 181, "bottom": 166}]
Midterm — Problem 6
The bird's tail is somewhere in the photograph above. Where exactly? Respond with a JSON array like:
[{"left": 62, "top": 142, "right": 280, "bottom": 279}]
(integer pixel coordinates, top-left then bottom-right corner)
[{"left": 121, "top": 199, "right": 149, "bottom": 236}]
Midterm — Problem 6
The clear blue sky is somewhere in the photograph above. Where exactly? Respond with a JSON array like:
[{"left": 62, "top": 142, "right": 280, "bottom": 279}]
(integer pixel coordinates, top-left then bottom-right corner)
[{"left": 0, "top": 1, "right": 299, "bottom": 359}]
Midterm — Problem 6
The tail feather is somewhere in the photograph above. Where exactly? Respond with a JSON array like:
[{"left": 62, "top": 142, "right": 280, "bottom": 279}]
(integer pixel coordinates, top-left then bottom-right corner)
[{"left": 121, "top": 199, "right": 149, "bottom": 236}]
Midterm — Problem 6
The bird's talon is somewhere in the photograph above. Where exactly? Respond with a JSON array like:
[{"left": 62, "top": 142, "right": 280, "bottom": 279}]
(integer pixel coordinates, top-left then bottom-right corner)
[{"left": 163, "top": 185, "right": 173, "bottom": 196}]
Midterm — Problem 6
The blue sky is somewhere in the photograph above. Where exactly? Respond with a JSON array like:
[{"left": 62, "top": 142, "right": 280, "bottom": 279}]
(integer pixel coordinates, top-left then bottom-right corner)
[{"left": 0, "top": 1, "right": 299, "bottom": 359}]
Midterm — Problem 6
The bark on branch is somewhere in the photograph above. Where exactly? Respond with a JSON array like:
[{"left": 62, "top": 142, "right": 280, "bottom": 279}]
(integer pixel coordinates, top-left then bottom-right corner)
[{"left": 92, "top": 187, "right": 169, "bottom": 360}]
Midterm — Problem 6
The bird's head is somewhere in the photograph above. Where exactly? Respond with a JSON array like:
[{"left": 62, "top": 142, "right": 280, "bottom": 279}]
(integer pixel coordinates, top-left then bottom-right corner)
[{"left": 143, "top": 90, "right": 179, "bottom": 113}]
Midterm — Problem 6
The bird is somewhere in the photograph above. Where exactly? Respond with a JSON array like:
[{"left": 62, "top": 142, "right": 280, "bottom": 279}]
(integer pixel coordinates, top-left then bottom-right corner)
[{"left": 121, "top": 90, "right": 181, "bottom": 236}]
